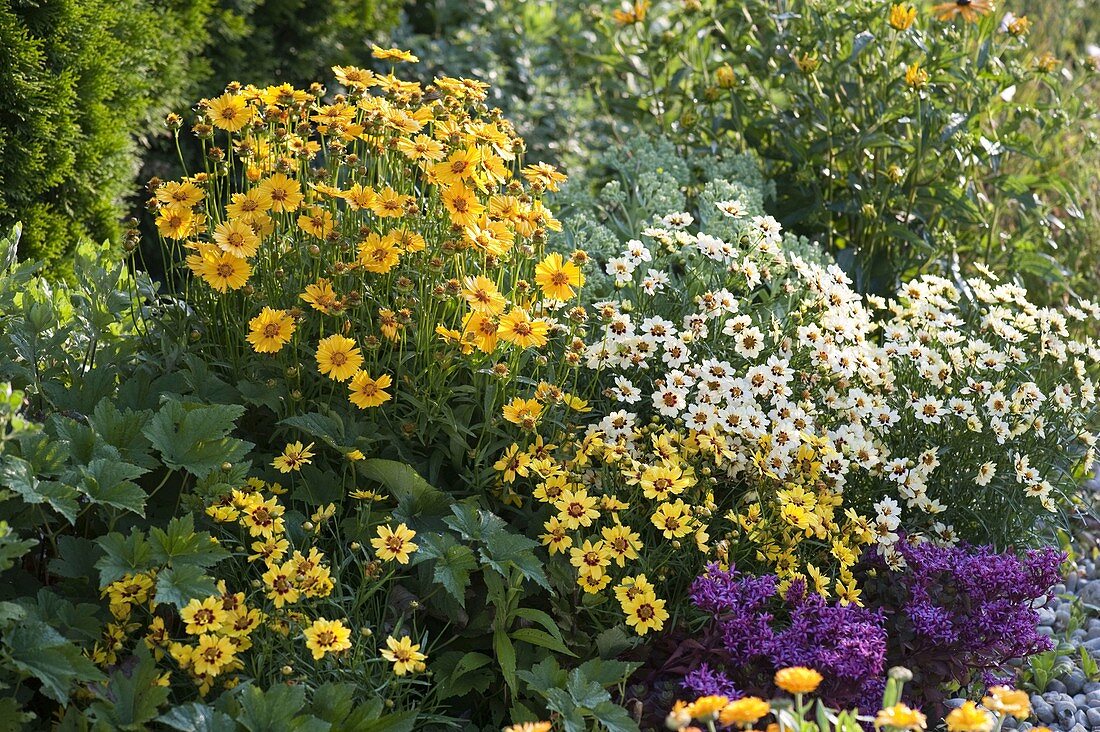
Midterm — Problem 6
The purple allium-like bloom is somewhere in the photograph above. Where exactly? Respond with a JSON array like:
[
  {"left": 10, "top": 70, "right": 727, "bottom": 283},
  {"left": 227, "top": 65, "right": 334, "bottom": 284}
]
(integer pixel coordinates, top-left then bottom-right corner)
[{"left": 682, "top": 663, "right": 743, "bottom": 699}]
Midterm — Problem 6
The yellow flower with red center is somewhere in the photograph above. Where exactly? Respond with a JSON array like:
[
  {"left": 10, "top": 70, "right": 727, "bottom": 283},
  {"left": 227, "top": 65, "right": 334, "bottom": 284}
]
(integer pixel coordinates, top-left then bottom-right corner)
[
  {"left": 569, "top": 539, "right": 611, "bottom": 579},
  {"left": 348, "top": 371, "right": 393, "bottom": 409},
  {"left": 303, "top": 618, "right": 352, "bottom": 660},
  {"left": 502, "top": 397, "right": 543, "bottom": 429},
  {"left": 191, "top": 633, "right": 237, "bottom": 677},
  {"left": 601, "top": 523, "right": 642, "bottom": 566},
  {"left": 272, "top": 441, "right": 315, "bottom": 473},
  {"left": 315, "top": 335, "right": 363, "bottom": 381},
  {"left": 371, "top": 523, "right": 419, "bottom": 564},
  {"left": 651, "top": 500, "right": 694, "bottom": 539},
  {"left": 555, "top": 488, "right": 600, "bottom": 529},
  {"left": 381, "top": 634, "right": 427, "bottom": 675},
  {"left": 261, "top": 559, "right": 300, "bottom": 608},
  {"left": 622, "top": 589, "right": 668, "bottom": 635},
  {"left": 498, "top": 308, "right": 549, "bottom": 349},
  {"left": 540, "top": 516, "right": 573, "bottom": 555},
  {"left": 180, "top": 596, "right": 228, "bottom": 635},
  {"left": 247, "top": 307, "right": 295, "bottom": 353}
]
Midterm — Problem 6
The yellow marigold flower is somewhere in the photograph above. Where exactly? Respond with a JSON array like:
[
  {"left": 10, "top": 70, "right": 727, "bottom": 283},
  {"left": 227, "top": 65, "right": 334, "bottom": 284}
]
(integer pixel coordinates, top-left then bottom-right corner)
[
  {"left": 774, "top": 666, "right": 823, "bottom": 694},
  {"left": 498, "top": 309, "right": 549, "bottom": 349},
  {"left": 357, "top": 233, "right": 402, "bottom": 274},
  {"left": 272, "top": 441, "right": 315, "bottom": 473},
  {"left": 555, "top": 488, "right": 600, "bottom": 530},
  {"left": 540, "top": 516, "right": 573, "bottom": 555},
  {"left": 905, "top": 63, "right": 929, "bottom": 89},
  {"left": 504, "top": 723, "right": 551, "bottom": 732},
  {"left": 462, "top": 275, "right": 508, "bottom": 315},
  {"left": 381, "top": 634, "right": 427, "bottom": 676},
  {"left": 719, "top": 697, "right": 771, "bottom": 726},
  {"left": 372, "top": 523, "right": 419, "bottom": 564},
  {"left": 156, "top": 180, "right": 204, "bottom": 210},
  {"left": 315, "top": 334, "right": 363, "bottom": 382},
  {"left": 535, "top": 252, "right": 584, "bottom": 301},
  {"left": 651, "top": 500, "right": 694, "bottom": 539},
  {"left": 191, "top": 633, "right": 237, "bottom": 677},
  {"left": 601, "top": 523, "right": 642, "bottom": 566},
  {"left": 982, "top": 686, "right": 1030, "bottom": 719},
  {"left": 258, "top": 173, "right": 303, "bottom": 213},
  {"left": 303, "top": 618, "right": 352, "bottom": 660},
  {"left": 181, "top": 596, "right": 228, "bottom": 636},
  {"left": 502, "top": 397, "right": 543, "bottom": 430},
  {"left": 945, "top": 701, "right": 993, "bottom": 732},
  {"left": 888, "top": 4, "right": 917, "bottom": 30},
  {"left": 521, "top": 162, "right": 567, "bottom": 192},
  {"left": 247, "top": 307, "right": 295, "bottom": 354},
  {"left": 933, "top": 0, "right": 993, "bottom": 23},
  {"left": 623, "top": 590, "right": 668, "bottom": 636},
  {"left": 197, "top": 249, "right": 251, "bottom": 292},
  {"left": 213, "top": 218, "right": 260, "bottom": 258},
  {"left": 875, "top": 703, "right": 927, "bottom": 730},
  {"left": 297, "top": 205, "right": 335, "bottom": 238},
  {"left": 687, "top": 695, "right": 729, "bottom": 722},
  {"left": 441, "top": 183, "right": 485, "bottom": 228},
  {"left": 206, "top": 93, "right": 252, "bottom": 132},
  {"left": 371, "top": 44, "right": 419, "bottom": 63},
  {"left": 431, "top": 145, "right": 481, "bottom": 187},
  {"left": 348, "top": 371, "right": 393, "bottom": 409}
]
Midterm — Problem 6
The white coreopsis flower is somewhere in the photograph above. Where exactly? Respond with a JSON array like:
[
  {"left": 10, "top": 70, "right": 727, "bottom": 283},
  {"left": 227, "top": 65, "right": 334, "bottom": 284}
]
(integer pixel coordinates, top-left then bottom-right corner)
[
  {"left": 612, "top": 376, "right": 641, "bottom": 404},
  {"left": 749, "top": 215, "right": 782, "bottom": 245},
  {"left": 694, "top": 233, "right": 731, "bottom": 261},
  {"left": 639, "top": 315, "right": 675, "bottom": 341},
  {"left": 660, "top": 212, "right": 694, "bottom": 229},
  {"left": 912, "top": 395, "right": 946, "bottom": 424},
  {"left": 989, "top": 417, "right": 1010, "bottom": 444},
  {"left": 599, "top": 410, "right": 637, "bottom": 441},
  {"left": 606, "top": 256, "right": 637, "bottom": 283},
  {"left": 740, "top": 258, "right": 762, "bottom": 289},
  {"left": 985, "top": 390, "right": 1009, "bottom": 417},
  {"left": 684, "top": 402, "right": 719, "bottom": 432},
  {"left": 733, "top": 326, "right": 766, "bottom": 360},
  {"left": 914, "top": 448, "right": 940, "bottom": 474},
  {"left": 715, "top": 199, "right": 746, "bottom": 218},
  {"left": 640, "top": 269, "right": 669, "bottom": 294},
  {"left": 682, "top": 313, "right": 709, "bottom": 338},
  {"left": 931, "top": 521, "right": 958, "bottom": 546},
  {"left": 947, "top": 398, "right": 975, "bottom": 419},
  {"left": 624, "top": 239, "right": 652, "bottom": 264},
  {"left": 606, "top": 312, "right": 635, "bottom": 338},
  {"left": 874, "top": 496, "right": 902, "bottom": 527}
]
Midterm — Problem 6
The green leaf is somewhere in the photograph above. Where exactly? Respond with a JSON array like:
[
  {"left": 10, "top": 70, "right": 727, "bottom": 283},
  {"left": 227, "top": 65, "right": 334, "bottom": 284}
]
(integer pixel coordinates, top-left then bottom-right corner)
[
  {"left": 414, "top": 533, "right": 477, "bottom": 607},
  {"left": 143, "top": 400, "right": 252, "bottom": 477},
  {"left": 310, "top": 683, "right": 355, "bottom": 724},
  {"left": 79, "top": 458, "right": 147, "bottom": 515},
  {"left": 591, "top": 701, "right": 640, "bottom": 732},
  {"left": 357, "top": 458, "right": 451, "bottom": 521},
  {"left": 281, "top": 412, "right": 352, "bottom": 453},
  {"left": 354, "top": 711, "right": 418, "bottom": 732},
  {"left": 577, "top": 658, "right": 640, "bottom": 687},
  {"left": 155, "top": 565, "right": 217, "bottom": 608},
  {"left": 157, "top": 703, "right": 236, "bottom": 732},
  {"left": 510, "top": 627, "right": 574, "bottom": 656},
  {"left": 89, "top": 646, "right": 169, "bottom": 729},
  {"left": 518, "top": 656, "right": 567, "bottom": 695},
  {"left": 431, "top": 651, "right": 494, "bottom": 701},
  {"left": 95, "top": 530, "right": 154, "bottom": 587},
  {"left": 3, "top": 620, "right": 105, "bottom": 704},
  {"left": 481, "top": 530, "right": 550, "bottom": 589},
  {"left": 0, "top": 455, "right": 79, "bottom": 523},
  {"left": 235, "top": 683, "right": 323, "bottom": 732},
  {"left": 494, "top": 630, "right": 518, "bottom": 692},
  {"left": 148, "top": 514, "right": 228, "bottom": 568}
]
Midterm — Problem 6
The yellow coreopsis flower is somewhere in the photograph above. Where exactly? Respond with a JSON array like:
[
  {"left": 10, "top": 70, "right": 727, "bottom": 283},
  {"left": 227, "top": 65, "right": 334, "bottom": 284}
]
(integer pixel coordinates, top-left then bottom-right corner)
[
  {"left": 262, "top": 559, "right": 300, "bottom": 607},
  {"left": 213, "top": 218, "right": 260, "bottom": 258},
  {"left": 601, "top": 523, "right": 642, "bottom": 566},
  {"left": 371, "top": 44, "right": 419, "bottom": 63},
  {"left": 774, "top": 666, "right": 823, "bottom": 694},
  {"left": 206, "top": 93, "right": 252, "bottom": 132},
  {"left": 441, "top": 183, "right": 485, "bottom": 228},
  {"left": 431, "top": 145, "right": 481, "bottom": 187},
  {"left": 357, "top": 233, "right": 402, "bottom": 274},
  {"left": 191, "top": 633, "right": 237, "bottom": 677},
  {"left": 981, "top": 686, "right": 1030, "bottom": 719},
  {"left": 905, "top": 63, "right": 929, "bottom": 89},
  {"left": 945, "top": 701, "right": 993, "bottom": 732},
  {"left": 273, "top": 441, "right": 315, "bottom": 473},
  {"left": 180, "top": 596, "right": 228, "bottom": 635},
  {"left": 462, "top": 275, "right": 508, "bottom": 315},
  {"left": 540, "top": 516, "right": 573, "bottom": 555},
  {"left": 569, "top": 539, "right": 612, "bottom": 579},
  {"left": 156, "top": 180, "right": 204, "bottom": 210},
  {"left": 502, "top": 397, "right": 543, "bottom": 430},
  {"left": 555, "top": 488, "right": 600, "bottom": 530},
  {"left": 372, "top": 523, "right": 419, "bottom": 564},
  {"left": 297, "top": 205, "right": 335, "bottom": 238},
  {"left": 498, "top": 309, "right": 549, "bottom": 349},
  {"left": 258, "top": 173, "right": 303, "bottom": 213},
  {"left": 888, "top": 3, "right": 917, "bottom": 30},
  {"left": 225, "top": 188, "right": 272, "bottom": 218},
  {"left": 246, "top": 307, "right": 295, "bottom": 353},
  {"left": 622, "top": 590, "right": 668, "bottom": 635},
  {"left": 197, "top": 249, "right": 251, "bottom": 292},
  {"left": 651, "top": 500, "right": 694, "bottom": 539},
  {"left": 521, "top": 162, "right": 568, "bottom": 192},
  {"left": 300, "top": 278, "right": 340, "bottom": 314},
  {"left": 303, "top": 618, "right": 352, "bottom": 660},
  {"left": 315, "top": 334, "right": 363, "bottom": 381},
  {"left": 535, "top": 252, "right": 585, "bottom": 301},
  {"left": 504, "top": 724, "right": 551, "bottom": 732},
  {"left": 348, "top": 371, "right": 393, "bottom": 409},
  {"left": 381, "top": 634, "right": 427, "bottom": 676}
]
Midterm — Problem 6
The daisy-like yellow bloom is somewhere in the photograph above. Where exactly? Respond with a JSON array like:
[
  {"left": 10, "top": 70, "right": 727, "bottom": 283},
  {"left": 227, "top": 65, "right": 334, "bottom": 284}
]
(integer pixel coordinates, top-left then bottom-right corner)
[
  {"left": 718, "top": 697, "right": 771, "bottom": 726},
  {"left": 502, "top": 397, "right": 543, "bottom": 430},
  {"left": 601, "top": 523, "right": 642, "bottom": 566},
  {"left": 191, "top": 633, "right": 237, "bottom": 676},
  {"left": 370, "top": 187, "right": 410, "bottom": 218},
  {"left": 249, "top": 536, "right": 289, "bottom": 564},
  {"left": 206, "top": 93, "right": 252, "bottom": 132},
  {"left": 213, "top": 218, "right": 260, "bottom": 258},
  {"left": 534, "top": 252, "right": 585, "bottom": 301},
  {"left": 300, "top": 278, "right": 340, "bottom": 314},
  {"left": 498, "top": 309, "right": 549, "bottom": 349},
  {"left": 904, "top": 63, "right": 929, "bottom": 89},
  {"left": 686, "top": 695, "right": 729, "bottom": 722},
  {"left": 381, "top": 635, "right": 427, "bottom": 676},
  {"left": 944, "top": 701, "right": 993, "bottom": 732},
  {"left": 371, "top": 44, "right": 419, "bottom": 63},
  {"left": 462, "top": 311, "right": 500, "bottom": 354},
  {"left": 247, "top": 307, "right": 295, "bottom": 353},
  {"left": 156, "top": 180, "right": 204, "bottom": 210},
  {"left": 303, "top": 618, "right": 352, "bottom": 660},
  {"left": 259, "top": 173, "right": 303, "bottom": 213},
  {"left": 569, "top": 539, "right": 612, "bottom": 579},
  {"left": 578, "top": 573, "right": 612, "bottom": 594},
  {"left": 651, "top": 500, "right": 694, "bottom": 539},
  {"left": 396, "top": 133, "right": 445, "bottom": 163},
  {"left": 372, "top": 523, "right": 419, "bottom": 564},
  {"left": 774, "top": 666, "right": 823, "bottom": 694},
  {"left": 981, "top": 686, "right": 1030, "bottom": 719},
  {"left": 462, "top": 275, "right": 507, "bottom": 315},
  {"left": 555, "top": 488, "right": 600, "bottom": 529},
  {"left": 157, "top": 208, "right": 201, "bottom": 240},
  {"left": 888, "top": 3, "right": 917, "bottom": 30},
  {"left": 315, "top": 334, "right": 363, "bottom": 381},
  {"left": 273, "top": 441, "right": 315, "bottom": 473},
  {"left": 623, "top": 590, "right": 668, "bottom": 635},
  {"left": 387, "top": 227, "right": 425, "bottom": 253},
  {"left": 493, "top": 443, "right": 531, "bottom": 483},
  {"left": 225, "top": 188, "right": 272, "bottom": 218},
  {"left": 441, "top": 183, "right": 485, "bottom": 228},
  {"left": 639, "top": 463, "right": 692, "bottom": 500},
  {"left": 357, "top": 233, "right": 402, "bottom": 274},
  {"left": 504, "top": 723, "right": 551, "bottom": 732},
  {"left": 521, "top": 162, "right": 568, "bottom": 192},
  {"left": 431, "top": 146, "right": 481, "bottom": 187},
  {"left": 874, "top": 703, "right": 927, "bottom": 730},
  {"left": 197, "top": 249, "right": 251, "bottom": 292},
  {"left": 297, "top": 206, "right": 335, "bottom": 238},
  {"left": 262, "top": 559, "right": 301, "bottom": 607},
  {"left": 180, "top": 596, "right": 227, "bottom": 635},
  {"left": 932, "top": 0, "right": 993, "bottom": 23},
  {"left": 342, "top": 183, "right": 376, "bottom": 211},
  {"left": 464, "top": 220, "right": 514, "bottom": 256},
  {"left": 349, "top": 371, "right": 393, "bottom": 409},
  {"left": 540, "top": 516, "right": 573, "bottom": 555}
]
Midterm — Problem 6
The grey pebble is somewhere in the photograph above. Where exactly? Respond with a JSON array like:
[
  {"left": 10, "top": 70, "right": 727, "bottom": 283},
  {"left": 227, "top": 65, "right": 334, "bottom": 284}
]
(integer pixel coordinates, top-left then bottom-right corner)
[{"left": 1088, "top": 708, "right": 1100, "bottom": 727}]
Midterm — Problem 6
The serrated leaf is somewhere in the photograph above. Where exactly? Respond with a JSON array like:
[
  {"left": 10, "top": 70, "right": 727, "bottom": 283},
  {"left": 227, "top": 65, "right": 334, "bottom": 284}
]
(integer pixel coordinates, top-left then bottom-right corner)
[
  {"left": 89, "top": 646, "right": 169, "bottom": 728},
  {"left": 143, "top": 400, "right": 252, "bottom": 477},
  {"left": 414, "top": 533, "right": 477, "bottom": 607},
  {"left": 481, "top": 530, "right": 550, "bottom": 589},
  {"left": 148, "top": 514, "right": 228, "bottom": 568},
  {"left": 591, "top": 701, "right": 640, "bottom": 732},
  {"left": 155, "top": 565, "right": 217, "bottom": 608},
  {"left": 157, "top": 703, "right": 236, "bottom": 732},
  {"left": 3, "top": 620, "right": 105, "bottom": 704},
  {"left": 357, "top": 459, "right": 451, "bottom": 521},
  {"left": 79, "top": 458, "right": 147, "bottom": 515},
  {"left": 0, "top": 455, "right": 79, "bottom": 523},
  {"left": 95, "top": 531, "right": 154, "bottom": 587}
]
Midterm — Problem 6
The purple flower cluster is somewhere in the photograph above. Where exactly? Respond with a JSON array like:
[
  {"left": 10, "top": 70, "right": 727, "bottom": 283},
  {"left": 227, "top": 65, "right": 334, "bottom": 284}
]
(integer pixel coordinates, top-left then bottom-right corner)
[
  {"left": 682, "top": 564, "right": 887, "bottom": 709},
  {"left": 869, "top": 541, "right": 1064, "bottom": 700}
]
